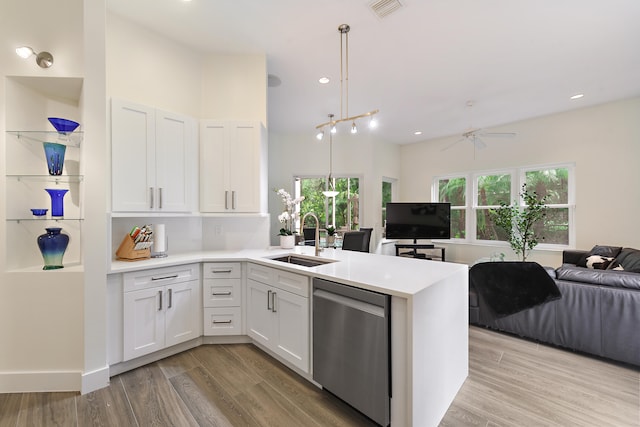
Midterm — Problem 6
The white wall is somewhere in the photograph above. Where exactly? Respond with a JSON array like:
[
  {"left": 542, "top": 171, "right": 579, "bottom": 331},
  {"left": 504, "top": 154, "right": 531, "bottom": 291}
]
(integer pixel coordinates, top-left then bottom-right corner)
[
  {"left": 0, "top": 0, "right": 90, "bottom": 392},
  {"left": 268, "top": 130, "right": 401, "bottom": 248},
  {"left": 201, "top": 55, "right": 267, "bottom": 123},
  {"left": 400, "top": 97, "right": 640, "bottom": 266},
  {"left": 106, "top": 12, "right": 203, "bottom": 116}
]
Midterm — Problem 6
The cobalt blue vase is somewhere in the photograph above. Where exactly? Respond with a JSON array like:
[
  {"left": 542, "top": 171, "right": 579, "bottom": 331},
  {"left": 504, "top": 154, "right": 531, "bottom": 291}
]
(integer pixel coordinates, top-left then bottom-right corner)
[
  {"left": 42, "top": 142, "right": 66, "bottom": 175},
  {"left": 37, "top": 227, "right": 69, "bottom": 270},
  {"left": 45, "top": 188, "right": 69, "bottom": 217}
]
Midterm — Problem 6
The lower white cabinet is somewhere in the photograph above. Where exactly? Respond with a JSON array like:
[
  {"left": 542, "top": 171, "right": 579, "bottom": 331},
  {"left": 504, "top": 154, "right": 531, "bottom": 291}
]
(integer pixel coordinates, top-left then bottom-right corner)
[
  {"left": 203, "top": 262, "right": 243, "bottom": 335},
  {"left": 123, "top": 264, "right": 200, "bottom": 361},
  {"left": 246, "top": 263, "right": 310, "bottom": 373}
]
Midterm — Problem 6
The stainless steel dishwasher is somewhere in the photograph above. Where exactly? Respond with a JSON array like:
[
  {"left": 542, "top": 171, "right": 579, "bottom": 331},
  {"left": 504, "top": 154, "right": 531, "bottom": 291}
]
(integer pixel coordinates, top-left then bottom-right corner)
[{"left": 313, "top": 278, "right": 391, "bottom": 426}]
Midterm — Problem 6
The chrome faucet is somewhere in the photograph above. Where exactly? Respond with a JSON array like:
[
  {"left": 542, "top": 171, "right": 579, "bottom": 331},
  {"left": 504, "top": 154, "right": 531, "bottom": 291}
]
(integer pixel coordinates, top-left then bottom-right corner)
[{"left": 300, "top": 212, "right": 321, "bottom": 256}]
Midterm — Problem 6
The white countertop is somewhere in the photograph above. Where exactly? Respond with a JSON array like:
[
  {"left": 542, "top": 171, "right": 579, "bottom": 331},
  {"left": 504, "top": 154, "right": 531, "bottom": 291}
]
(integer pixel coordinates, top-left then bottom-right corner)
[{"left": 109, "top": 246, "right": 468, "bottom": 298}]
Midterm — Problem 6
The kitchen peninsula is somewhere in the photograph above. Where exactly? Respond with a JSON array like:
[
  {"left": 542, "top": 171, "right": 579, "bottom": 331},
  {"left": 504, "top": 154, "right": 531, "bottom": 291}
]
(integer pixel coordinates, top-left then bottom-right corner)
[{"left": 108, "top": 246, "right": 469, "bottom": 427}]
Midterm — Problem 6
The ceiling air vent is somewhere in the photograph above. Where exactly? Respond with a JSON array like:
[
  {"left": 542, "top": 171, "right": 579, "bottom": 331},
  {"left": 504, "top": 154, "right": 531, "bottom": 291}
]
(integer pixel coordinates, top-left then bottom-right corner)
[{"left": 369, "top": 0, "right": 404, "bottom": 19}]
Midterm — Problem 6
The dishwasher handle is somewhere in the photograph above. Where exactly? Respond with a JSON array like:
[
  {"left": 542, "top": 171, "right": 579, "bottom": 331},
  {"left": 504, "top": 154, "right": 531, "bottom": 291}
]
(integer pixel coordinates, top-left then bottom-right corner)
[{"left": 313, "top": 289, "right": 385, "bottom": 317}]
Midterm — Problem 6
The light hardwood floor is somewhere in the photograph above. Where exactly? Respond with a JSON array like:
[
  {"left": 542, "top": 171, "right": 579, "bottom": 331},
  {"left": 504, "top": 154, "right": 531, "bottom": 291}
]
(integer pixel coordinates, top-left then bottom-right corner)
[{"left": 1, "top": 326, "right": 638, "bottom": 426}]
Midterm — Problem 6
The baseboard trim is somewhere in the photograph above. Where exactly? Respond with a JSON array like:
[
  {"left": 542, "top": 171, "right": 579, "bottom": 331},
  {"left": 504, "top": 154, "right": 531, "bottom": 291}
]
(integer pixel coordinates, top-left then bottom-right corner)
[
  {"left": 81, "top": 365, "right": 110, "bottom": 395},
  {"left": 109, "top": 338, "right": 203, "bottom": 377},
  {"left": 0, "top": 370, "right": 81, "bottom": 393}
]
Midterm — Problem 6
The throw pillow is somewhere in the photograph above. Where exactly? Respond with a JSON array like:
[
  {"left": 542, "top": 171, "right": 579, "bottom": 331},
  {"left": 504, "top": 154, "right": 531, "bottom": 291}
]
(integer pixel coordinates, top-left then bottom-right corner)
[
  {"left": 606, "top": 259, "right": 624, "bottom": 270},
  {"left": 577, "top": 245, "right": 623, "bottom": 267},
  {"left": 616, "top": 247, "right": 640, "bottom": 273},
  {"left": 585, "top": 255, "right": 614, "bottom": 270}
]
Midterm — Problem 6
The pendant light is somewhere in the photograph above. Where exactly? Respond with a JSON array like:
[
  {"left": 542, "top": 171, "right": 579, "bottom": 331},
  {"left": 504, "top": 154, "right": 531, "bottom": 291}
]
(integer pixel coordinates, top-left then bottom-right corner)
[
  {"left": 322, "top": 114, "right": 340, "bottom": 198},
  {"left": 315, "top": 24, "right": 378, "bottom": 138}
]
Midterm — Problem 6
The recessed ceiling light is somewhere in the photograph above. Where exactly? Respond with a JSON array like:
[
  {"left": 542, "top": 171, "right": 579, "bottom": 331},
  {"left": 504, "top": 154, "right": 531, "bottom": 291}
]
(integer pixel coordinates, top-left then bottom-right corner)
[
  {"left": 414, "top": 131, "right": 423, "bottom": 135},
  {"left": 570, "top": 93, "right": 584, "bottom": 100},
  {"left": 318, "top": 77, "right": 330, "bottom": 84}
]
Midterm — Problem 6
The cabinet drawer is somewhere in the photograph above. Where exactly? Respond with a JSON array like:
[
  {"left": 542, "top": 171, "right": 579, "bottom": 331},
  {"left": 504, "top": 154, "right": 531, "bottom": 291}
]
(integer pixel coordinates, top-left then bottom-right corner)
[
  {"left": 203, "top": 262, "right": 241, "bottom": 279},
  {"left": 203, "top": 278, "right": 241, "bottom": 307},
  {"left": 124, "top": 264, "right": 199, "bottom": 292},
  {"left": 273, "top": 269, "right": 309, "bottom": 298},
  {"left": 203, "top": 307, "right": 243, "bottom": 336},
  {"left": 247, "top": 263, "right": 309, "bottom": 298},
  {"left": 247, "top": 263, "right": 274, "bottom": 284}
]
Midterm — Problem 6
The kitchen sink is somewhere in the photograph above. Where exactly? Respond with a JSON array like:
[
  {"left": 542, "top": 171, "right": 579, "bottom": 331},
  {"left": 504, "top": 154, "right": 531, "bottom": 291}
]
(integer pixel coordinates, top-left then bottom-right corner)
[{"left": 268, "top": 254, "right": 338, "bottom": 268}]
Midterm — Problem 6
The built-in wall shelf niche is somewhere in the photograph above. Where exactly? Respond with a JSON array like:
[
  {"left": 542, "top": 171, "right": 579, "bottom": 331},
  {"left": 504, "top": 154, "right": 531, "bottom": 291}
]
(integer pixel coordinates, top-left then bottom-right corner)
[{"left": 4, "top": 76, "right": 84, "bottom": 271}]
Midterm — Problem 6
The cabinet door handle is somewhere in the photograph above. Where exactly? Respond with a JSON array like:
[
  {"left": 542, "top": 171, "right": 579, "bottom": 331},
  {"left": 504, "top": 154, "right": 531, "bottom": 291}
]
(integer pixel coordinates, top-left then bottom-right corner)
[
  {"left": 232, "top": 191, "right": 236, "bottom": 210},
  {"left": 158, "top": 290, "right": 163, "bottom": 311},
  {"left": 267, "top": 290, "right": 272, "bottom": 310},
  {"left": 150, "top": 187, "right": 154, "bottom": 209},
  {"left": 271, "top": 292, "right": 277, "bottom": 313},
  {"left": 151, "top": 274, "right": 179, "bottom": 281},
  {"left": 168, "top": 288, "right": 173, "bottom": 308},
  {"left": 159, "top": 187, "right": 163, "bottom": 209},
  {"left": 225, "top": 191, "right": 229, "bottom": 209},
  {"left": 211, "top": 269, "right": 232, "bottom": 274},
  {"left": 212, "top": 291, "right": 232, "bottom": 296},
  {"left": 212, "top": 320, "right": 233, "bottom": 324}
]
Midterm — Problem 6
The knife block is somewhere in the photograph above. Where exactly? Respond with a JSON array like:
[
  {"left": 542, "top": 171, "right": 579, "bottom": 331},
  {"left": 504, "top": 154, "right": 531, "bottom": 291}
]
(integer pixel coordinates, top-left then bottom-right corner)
[{"left": 115, "top": 234, "right": 151, "bottom": 261}]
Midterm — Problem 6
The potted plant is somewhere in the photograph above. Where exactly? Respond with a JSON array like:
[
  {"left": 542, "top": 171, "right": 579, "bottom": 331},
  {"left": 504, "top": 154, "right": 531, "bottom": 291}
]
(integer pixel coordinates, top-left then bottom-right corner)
[
  {"left": 275, "top": 188, "right": 304, "bottom": 249},
  {"left": 326, "top": 226, "right": 336, "bottom": 247},
  {"left": 490, "top": 183, "right": 549, "bottom": 261}
]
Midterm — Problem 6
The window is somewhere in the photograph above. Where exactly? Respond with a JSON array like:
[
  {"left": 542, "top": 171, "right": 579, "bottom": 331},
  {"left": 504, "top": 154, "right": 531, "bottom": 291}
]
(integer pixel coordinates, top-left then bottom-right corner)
[
  {"left": 436, "top": 176, "right": 466, "bottom": 239},
  {"left": 381, "top": 179, "right": 393, "bottom": 227},
  {"left": 295, "top": 176, "right": 361, "bottom": 231},
  {"left": 475, "top": 173, "right": 512, "bottom": 241},
  {"left": 523, "top": 167, "right": 571, "bottom": 245},
  {"left": 433, "top": 163, "right": 574, "bottom": 247}
]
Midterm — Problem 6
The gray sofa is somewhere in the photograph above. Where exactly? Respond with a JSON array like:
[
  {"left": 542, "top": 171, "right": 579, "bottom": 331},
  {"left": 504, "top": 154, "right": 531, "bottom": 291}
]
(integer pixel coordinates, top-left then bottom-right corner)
[{"left": 469, "top": 246, "right": 640, "bottom": 367}]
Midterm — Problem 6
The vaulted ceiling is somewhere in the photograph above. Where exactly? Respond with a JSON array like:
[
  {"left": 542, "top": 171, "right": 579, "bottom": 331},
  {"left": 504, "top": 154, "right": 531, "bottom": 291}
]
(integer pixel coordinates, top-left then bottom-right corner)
[{"left": 106, "top": 0, "right": 640, "bottom": 144}]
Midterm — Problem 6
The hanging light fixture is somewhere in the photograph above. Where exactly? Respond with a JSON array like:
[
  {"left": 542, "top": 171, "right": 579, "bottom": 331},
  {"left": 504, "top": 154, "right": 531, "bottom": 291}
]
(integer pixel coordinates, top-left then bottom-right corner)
[
  {"left": 322, "top": 114, "right": 340, "bottom": 198},
  {"left": 315, "top": 24, "right": 378, "bottom": 139}
]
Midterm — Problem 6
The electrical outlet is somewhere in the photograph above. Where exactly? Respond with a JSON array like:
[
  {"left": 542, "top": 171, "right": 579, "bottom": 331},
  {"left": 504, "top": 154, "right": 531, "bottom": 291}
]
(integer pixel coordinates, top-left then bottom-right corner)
[{"left": 214, "top": 225, "right": 223, "bottom": 236}]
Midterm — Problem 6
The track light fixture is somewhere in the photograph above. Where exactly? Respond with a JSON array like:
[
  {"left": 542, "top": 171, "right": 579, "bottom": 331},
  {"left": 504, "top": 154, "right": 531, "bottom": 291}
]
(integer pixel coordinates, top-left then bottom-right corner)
[
  {"left": 15, "top": 46, "right": 54, "bottom": 68},
  {"left": 315, "top": 24, "right": 378, "bottom": 139}
]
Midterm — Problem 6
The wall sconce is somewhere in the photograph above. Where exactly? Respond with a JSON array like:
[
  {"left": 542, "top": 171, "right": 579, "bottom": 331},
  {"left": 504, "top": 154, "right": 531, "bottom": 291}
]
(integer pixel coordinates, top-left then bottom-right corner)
[{"left": 16, "top": 46, "right": 54, "bottom": 68}]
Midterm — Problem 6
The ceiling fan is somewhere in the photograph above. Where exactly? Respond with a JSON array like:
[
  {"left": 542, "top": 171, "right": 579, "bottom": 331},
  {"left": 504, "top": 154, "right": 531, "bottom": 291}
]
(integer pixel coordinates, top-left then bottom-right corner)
[{"left": 443, "top": 101, "right": 516, "bottom": 152}]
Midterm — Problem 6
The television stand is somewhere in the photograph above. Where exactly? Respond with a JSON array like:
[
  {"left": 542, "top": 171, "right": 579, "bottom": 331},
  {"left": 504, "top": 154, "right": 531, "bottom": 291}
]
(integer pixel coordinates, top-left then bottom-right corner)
[{"left": 395, "top": 243, "right": 445, "bottom": 262}]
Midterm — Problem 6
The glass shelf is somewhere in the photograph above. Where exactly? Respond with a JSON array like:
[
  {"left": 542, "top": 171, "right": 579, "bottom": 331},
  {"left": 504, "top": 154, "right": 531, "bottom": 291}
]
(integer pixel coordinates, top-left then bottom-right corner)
[
  {"left": 6, "top": 174, "right": 84, "bottom": 184},
  {"left": 7, "top": 217, "right": 84, "bottom": 223},
  {"left": 6, "top": 130, "right": 83, "bottom": 147}
]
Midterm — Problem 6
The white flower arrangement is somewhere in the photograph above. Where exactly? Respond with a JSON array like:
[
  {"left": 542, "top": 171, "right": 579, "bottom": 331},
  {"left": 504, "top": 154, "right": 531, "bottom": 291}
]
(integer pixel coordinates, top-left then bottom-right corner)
[{"left": 275, "top": 188, "right": 304, "bottom": 235}]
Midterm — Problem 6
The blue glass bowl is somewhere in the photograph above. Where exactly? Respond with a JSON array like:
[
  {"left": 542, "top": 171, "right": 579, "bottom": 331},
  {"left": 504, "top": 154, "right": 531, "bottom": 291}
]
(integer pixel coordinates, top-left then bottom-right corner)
[
  {"left": 31, "top": 208, "right": 48, "bottom": 216},
  {"left": 48, "top": 117, "right": 80, "bottom": 134}
]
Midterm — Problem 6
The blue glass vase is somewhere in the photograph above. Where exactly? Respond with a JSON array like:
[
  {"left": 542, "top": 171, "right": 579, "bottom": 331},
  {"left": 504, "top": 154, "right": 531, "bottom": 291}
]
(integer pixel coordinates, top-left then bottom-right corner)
[
  {"left": 37, "top": 227, "right": 69, "bottom": 270},
  {"left": 45, "top": 188, "right": 69, "bottom": 217},
  {"left": 42, "top": 142, "right": 66, "bottom": 175}
]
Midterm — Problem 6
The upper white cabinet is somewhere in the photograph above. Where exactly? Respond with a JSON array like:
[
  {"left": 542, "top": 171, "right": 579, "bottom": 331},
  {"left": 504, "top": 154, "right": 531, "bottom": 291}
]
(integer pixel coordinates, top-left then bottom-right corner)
[
  {"left": 200, "top": 120, "right": 267, "bottom": 213},
  {"left": 111, "top": 99, "right": 197, "bottom": 213}
]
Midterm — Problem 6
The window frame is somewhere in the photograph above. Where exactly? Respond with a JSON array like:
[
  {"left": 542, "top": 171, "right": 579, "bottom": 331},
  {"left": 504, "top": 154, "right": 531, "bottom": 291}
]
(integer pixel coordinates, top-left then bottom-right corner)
[
  {"left": 432, "top": 174, "right": 469, "bottom": 242},
  {"left": 433, "top": 162, "right": 575, "bottom": 249},
  {"left": 293, "top": 174, "right": 364, "bottom": 231},
  {"left": 472, "top": 169, "right": 516, "bottom": 245}
]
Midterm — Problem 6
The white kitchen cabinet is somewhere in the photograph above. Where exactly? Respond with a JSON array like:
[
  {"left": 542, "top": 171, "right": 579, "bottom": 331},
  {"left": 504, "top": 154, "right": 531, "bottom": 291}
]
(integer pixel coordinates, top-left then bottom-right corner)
[
  {"left": 200, "top": 120, "right": 267, "bottom": 213},
  {"left": 111, "top": 99, "right": 196, "bottom": 213},
  {"left": 202, "top": 262, "right": 243, "bottom": 336},
  {"left": 246, "top": 263, "right": 309, "bottom": 372},
  {"left": 123, "top": 264, "right": 200, "bottom": 361}
]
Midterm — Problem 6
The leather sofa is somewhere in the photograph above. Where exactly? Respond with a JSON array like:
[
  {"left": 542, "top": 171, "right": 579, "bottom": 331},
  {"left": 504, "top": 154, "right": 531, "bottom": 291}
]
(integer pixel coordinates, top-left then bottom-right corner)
[{"left": 469, "top": 246, "right": 640, "bottom": 367}]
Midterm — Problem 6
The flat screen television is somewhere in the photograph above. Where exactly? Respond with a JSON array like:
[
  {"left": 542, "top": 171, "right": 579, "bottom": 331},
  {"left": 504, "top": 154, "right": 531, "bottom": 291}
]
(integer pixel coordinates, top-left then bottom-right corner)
[{"left": 385, "top": 202, "right": 451, "bottom": 241}]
